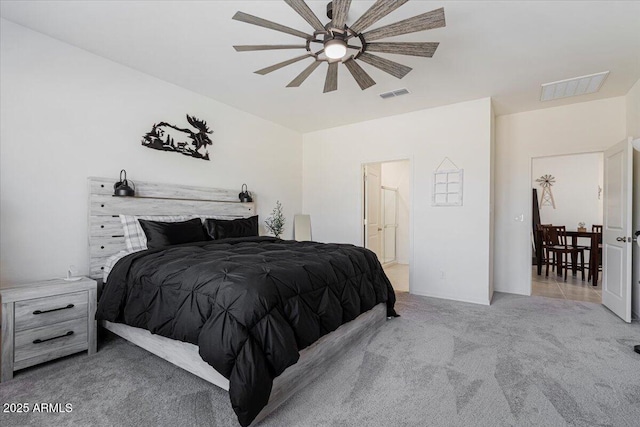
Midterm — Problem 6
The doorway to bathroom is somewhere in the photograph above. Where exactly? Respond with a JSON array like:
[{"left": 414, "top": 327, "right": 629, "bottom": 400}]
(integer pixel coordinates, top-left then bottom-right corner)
[{"left": 363, "top": 159, "right": 411, "bottom": 292}]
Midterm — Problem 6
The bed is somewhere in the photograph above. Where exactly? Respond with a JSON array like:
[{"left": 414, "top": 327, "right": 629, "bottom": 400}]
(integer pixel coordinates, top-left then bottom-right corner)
[{"left": 88, "top": 177, "right": 396, "bottom": 426}]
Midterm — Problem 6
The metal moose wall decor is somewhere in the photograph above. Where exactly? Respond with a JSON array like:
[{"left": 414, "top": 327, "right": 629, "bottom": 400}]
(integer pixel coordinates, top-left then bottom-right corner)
[{"left": 141, "top": 115, "right": 213, "bottom": 160}]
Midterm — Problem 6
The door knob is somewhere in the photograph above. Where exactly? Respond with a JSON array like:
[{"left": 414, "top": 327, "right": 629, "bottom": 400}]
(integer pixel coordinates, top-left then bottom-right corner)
[{"left": 616, "top": 236, "right": 627, "bottom": 242}]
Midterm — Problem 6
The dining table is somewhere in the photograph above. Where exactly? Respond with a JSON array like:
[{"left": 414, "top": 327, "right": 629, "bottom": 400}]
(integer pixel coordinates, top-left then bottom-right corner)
[
  {"left": 566, "top": 230, "right": 601, "bottom": 286},
  {"left": 535, "top": 229, "right": 601, "bottom": 286}
]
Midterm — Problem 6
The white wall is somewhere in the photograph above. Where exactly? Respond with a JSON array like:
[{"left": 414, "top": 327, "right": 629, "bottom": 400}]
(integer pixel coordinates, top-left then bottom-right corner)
[
  {"left": 489, "top": 103, "right": 496, "bottom": 301},
  {"left": 381, "top": 161, "right": 410, "bottom": 264},
  {"left": 532, "top": 152, "right": 603, "bottom": 229},
  {"left": 627, "top": 79, "right": 640, "bottom": 138},
  {"left": 627, "top": 78, "right": 640, "bottom": 318},
  {"left": 495, "top": 97, "right": 627, "bottom": 295},
  {"left": 303, "top": 98, "right": 493, "bottom": 305},
  {"left": 0, "top": 20, "right": 302, "bottom": 286}
]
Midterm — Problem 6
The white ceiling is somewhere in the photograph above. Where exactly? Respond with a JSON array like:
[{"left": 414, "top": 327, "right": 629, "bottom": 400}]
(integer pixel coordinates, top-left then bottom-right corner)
[{"left": 1, "top": 0, "right": 639, "bottom": 132}]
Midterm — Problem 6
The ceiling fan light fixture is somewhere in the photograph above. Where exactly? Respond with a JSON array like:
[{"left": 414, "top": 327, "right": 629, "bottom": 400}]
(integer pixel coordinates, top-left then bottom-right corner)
[
  {"left": 232, "top": 2, "right": 446, "bottom": 93},
  {"left": 324, "top": 38, "right": 347, "bottom": 60}
]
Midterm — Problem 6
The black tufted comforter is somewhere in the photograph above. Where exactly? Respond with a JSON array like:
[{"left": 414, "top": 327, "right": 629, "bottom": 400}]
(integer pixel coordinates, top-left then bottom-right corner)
[{"left": 97, "top": 237, "right": 396, "bottom": 426}]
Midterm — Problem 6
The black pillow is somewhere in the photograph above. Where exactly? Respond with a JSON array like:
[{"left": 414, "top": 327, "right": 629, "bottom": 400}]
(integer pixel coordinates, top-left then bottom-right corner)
[
  {"left": 204, "top": 216, "right": 259, "bottom": 240},
  {"left": 138, "top": 218, "right": 206, "bottom": 249}
]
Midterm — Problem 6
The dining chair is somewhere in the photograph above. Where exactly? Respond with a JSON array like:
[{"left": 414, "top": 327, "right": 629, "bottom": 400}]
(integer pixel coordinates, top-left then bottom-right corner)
[
  {"left": 546, "top": 225, "right": 585, "bottom": 281},
  {"left": 537, "top": 224, "right": 554, "bottom": 276},
  {"left": 588, "top": 225, "right": 603, "bottom": 282}
]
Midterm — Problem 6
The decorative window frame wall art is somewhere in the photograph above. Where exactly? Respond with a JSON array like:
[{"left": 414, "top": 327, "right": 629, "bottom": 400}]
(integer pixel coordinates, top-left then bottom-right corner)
[
  {"left": 141, "top": 114, "right": 213, "bottom": 161},
  {"left": 432, "top": 157, "right": 464, "bottom": 207}
]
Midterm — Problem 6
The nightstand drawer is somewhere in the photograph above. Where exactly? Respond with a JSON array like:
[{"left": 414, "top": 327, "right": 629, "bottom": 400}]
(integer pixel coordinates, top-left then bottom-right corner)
[
  {"left": 14, "top": 317, "right": 88, "bottom": 364},
  {"left": 14, "top": 291, "right": 88, "bottom": 332}
]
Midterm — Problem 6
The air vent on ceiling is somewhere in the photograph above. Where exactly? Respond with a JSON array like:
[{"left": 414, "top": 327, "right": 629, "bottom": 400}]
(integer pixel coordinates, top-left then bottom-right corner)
[
  {"left": 540, "top": 71, "right": 609, "bottom": 102},
  {"left": 379, "top": 88, "right": 410, "bottom": 99}
]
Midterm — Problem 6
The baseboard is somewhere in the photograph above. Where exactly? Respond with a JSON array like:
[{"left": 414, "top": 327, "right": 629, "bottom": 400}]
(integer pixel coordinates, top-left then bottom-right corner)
[
  {"left": 494, "top": 286, "right": 529, "bottom": 296},
  {"left": 409, "top": 290, "right": 491, "bottom": 306},
  {"left": 382, "top": 261, "right": 409, "bottom": 268}
]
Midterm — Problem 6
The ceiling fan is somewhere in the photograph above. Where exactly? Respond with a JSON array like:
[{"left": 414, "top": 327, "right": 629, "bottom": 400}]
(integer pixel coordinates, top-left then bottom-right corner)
[{"left": 232, "top": 0, "right": 446, "bottom": 93}]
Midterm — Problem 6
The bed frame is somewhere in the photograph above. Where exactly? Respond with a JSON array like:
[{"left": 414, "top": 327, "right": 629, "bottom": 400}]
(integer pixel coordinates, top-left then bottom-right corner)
[{"left": 88, "top": 177, "right": 387, "bottom": 425}]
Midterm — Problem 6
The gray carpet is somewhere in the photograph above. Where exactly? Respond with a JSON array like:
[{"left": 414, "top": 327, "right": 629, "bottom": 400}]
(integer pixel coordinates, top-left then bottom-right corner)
[{"left": 1, "top": 292, "right": 639, "bottom": 427}]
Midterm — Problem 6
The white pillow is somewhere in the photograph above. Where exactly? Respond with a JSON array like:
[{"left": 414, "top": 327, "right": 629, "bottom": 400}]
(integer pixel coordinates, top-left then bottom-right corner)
[{"left": 120, "top": 215, "right": 192, "bottom": 252}]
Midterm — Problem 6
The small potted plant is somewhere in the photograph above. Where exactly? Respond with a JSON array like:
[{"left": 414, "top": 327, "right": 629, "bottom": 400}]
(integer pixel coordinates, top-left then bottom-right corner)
[
  {"left": 265, "top": 201, "right": 285, "bottom": 238},
  {"left": 577, "top": 222, "right": 586, "bottom": 232}
]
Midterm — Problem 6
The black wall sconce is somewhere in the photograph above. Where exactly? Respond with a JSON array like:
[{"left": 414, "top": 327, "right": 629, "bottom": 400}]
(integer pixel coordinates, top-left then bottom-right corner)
[
  {"left": 113, "top": 169, "right": 135, "bottom": 197},
  {"left": 238, "top": 184, "right": 252, "bottom": 203}
]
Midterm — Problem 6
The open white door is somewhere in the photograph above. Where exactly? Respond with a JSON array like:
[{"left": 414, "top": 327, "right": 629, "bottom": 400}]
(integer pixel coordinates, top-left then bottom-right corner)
[
  {"left": 602, "top": 138, "right": 633, "bottom": 323},
  {"left": 364, "top": 164, "right": 382, "bottom": 261}
]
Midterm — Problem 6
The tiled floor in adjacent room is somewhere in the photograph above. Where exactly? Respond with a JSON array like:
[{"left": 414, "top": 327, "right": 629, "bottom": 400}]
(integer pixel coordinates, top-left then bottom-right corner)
[
  {"left": 531, "top": 266, "right": 601, "bottom": 303},
  {"left": 384, "top": 263, "right": 601, "bottom": 304},
  {"left": 384, "top": 263, "right": 409, "bottom": 292}
]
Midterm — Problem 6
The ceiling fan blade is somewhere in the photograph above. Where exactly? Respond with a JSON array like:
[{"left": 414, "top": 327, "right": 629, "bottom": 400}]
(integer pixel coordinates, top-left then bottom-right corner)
[
  {"left": 344, "top": 57, "right": 376, "bottom": 90},
  {"left": 331, "top": 0, "right": 352, "bottom": 29},
  {"left": 232, "top": 11, "right": 310, "bottom": 40},
  {"left": 284, "top": 0, "right": 325, "bottom": 32},
  {"left": 362, "top": 7, "right": 446, "bottom": 42},
  {"left": 357, "top": 52, "right": 412, "bottom": 79},
  {"left": 287, "top": 60, "right": 322, "bottom": 87},
  {"left": 349, "top": 0, "right": 409, "bottom": 34},
  {"left": 366, "top": 42, "right": 439, "bottom": 57},
  {"left": 323, "top": 62, "right": 339, "bottom": 93},
  {"left": 234, "top": 44, "right": 307, "bottom": 52},
  {"left": 255, "top": 54, "right": 312, "bottom": 75}
]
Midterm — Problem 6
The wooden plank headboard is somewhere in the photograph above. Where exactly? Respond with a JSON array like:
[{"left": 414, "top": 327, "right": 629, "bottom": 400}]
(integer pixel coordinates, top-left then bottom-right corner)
[{"left": 87, "top": 177, "right": 255, "bottom": 280}]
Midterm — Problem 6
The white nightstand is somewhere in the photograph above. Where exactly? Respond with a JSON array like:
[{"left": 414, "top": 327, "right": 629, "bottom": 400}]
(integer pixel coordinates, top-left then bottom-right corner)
[{"left": 0, "top": 277, "right": 97, "bottom": 382}]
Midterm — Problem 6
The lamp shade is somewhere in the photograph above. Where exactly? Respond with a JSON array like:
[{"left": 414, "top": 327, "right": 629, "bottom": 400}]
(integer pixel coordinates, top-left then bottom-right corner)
[
  {"left": 238, "top": 184, "right": 253, "bottom": 202},
  {"left": 113, "top": 169, "right": 135, "bottom": 196}
]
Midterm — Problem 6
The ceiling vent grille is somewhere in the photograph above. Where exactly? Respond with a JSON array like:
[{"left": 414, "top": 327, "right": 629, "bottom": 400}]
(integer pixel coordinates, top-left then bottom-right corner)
[
  {"left": 540, "top": 71, "right": 609, "bottom": 102},
  {"left": 379, "top": 88, "right": 410, "bottom": 99}
]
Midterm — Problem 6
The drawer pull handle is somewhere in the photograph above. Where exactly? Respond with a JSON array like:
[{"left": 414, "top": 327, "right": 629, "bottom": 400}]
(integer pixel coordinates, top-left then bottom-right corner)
[
  {"left": 33, "top": 331, "right": 74, "bottom": 344},
  {"left": 33, "top": 304, "right": 74, "bottom": 315}
]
